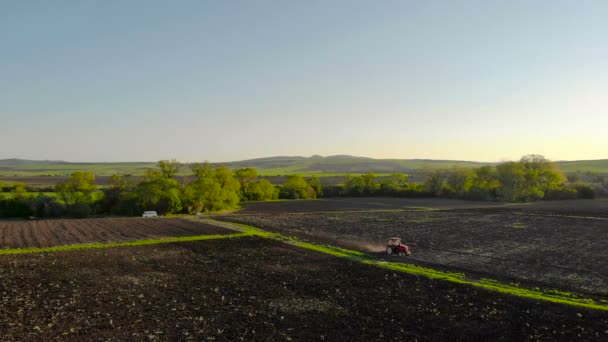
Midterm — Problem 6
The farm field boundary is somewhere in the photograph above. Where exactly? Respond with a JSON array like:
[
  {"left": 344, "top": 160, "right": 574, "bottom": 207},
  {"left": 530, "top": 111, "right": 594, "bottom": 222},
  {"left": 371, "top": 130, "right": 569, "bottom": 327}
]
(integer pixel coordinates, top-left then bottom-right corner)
[{"left": 513, "top": 212, "right": 608, "bottom": 221}]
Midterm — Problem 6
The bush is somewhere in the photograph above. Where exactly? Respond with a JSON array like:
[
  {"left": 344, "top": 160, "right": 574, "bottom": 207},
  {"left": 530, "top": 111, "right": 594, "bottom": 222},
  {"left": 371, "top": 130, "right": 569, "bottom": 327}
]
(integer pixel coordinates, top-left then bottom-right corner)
[
  {"left": 398, "top": 186, "right": 432, "bottom": 198},
  {"left": 280, "top": 175, "right": 316, "bottom": 199},
  {"left": 30, "top": 195, "right": 65, "bottom": 218},
  {"left": 465, "top": 186, "right": 497, "bottom": 201},
  {"left": 320, "top": 185, "right": 342, "bottom": 198},
  {"left": 544, "top": 187, "right": 578, "bottom": 200},
  {"left": 0, "top": 198, "right": 32, "bottom": 218},
  {"left": 572, "top": 182, "right": 595, "bottom": 199},
  {"left": 67, "top": 202, "right": 93, "bottom": 218},
  {"left": 244, "top": 180, "right": 277, "bottom": 201},
  {"left": 524, "top": 188, "right": 545, "bottom": 202}
]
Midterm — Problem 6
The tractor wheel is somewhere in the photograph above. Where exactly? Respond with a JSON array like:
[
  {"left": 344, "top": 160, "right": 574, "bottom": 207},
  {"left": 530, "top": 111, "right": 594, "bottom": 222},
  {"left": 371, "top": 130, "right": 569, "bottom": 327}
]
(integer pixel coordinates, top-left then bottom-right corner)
[
  {"left": 398, "top": 251, "right": 405, "bottom": 257},
  {"left": 385, "top": 247, "right": 393, "bottom": 255}
]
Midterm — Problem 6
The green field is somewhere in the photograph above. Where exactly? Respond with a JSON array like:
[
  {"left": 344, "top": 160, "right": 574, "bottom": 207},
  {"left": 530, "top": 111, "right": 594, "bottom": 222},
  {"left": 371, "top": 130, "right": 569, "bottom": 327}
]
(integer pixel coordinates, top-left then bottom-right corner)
[
  {"left": 1, "top": 191, "right": 104, "bottom": 202},
  {"left": 556, "top": 160, "right": 608, "bottom": 173},
  {"left": 1, "top": 156, "right": 607, "bottom": 177},
  {"left": 0, "top": 160, "right": 156, "bottom": 177}
]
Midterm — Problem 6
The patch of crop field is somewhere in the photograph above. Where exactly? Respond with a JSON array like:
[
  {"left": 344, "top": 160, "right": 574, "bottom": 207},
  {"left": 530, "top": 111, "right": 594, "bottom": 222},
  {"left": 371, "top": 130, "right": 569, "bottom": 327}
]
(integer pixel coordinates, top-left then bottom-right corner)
[
  {"left": 217, "top": 206, "right": 608, "bottom": 297},
  {"left": 0, "top": 175, "right": 138, "bottom": 188},
  {"left": 0, "top": 237, "right": 607, "bottom": 340},
  {"left": 236, "top": 197, "right": 515, "bottom": 214},
  {"left": 0, "top": 218, "right": 231, "bottom": 249},
  {"left": 498, "top": 199, "right": 608, "bottom": 218}
]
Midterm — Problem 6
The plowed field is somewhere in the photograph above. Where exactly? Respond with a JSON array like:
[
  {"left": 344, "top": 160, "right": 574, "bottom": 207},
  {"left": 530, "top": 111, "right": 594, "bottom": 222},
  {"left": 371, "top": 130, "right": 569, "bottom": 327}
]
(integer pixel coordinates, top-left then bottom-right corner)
[
  {"left": 0, "top": 218, "right": 230, "bottom": 249},
  {"left": 0, "top": 237, "right": 606, "bottom": 341},
  {"left": 218, "top": 198, "right": 608, "bottom": 296}
]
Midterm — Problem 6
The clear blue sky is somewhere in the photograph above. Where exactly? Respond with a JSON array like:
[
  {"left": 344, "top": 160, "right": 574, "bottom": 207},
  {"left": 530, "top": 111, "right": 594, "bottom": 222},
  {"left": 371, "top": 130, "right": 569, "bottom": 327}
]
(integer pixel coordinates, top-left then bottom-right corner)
[{"left": 1, "top": 0, "right": 606, "bottom": 162}]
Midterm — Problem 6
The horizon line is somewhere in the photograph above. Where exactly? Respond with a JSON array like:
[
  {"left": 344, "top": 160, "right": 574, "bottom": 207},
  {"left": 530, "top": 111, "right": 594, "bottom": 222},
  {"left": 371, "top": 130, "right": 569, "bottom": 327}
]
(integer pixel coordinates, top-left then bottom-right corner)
[{"left": 1, "top": 155, "right": 606, "bottom": 165}]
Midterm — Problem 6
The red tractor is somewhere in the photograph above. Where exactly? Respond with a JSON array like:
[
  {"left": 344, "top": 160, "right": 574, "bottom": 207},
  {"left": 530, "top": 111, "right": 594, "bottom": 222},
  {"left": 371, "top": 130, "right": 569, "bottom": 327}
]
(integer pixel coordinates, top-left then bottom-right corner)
[{"left": 385, "top": 237, "right": 411, "bottom": 257}]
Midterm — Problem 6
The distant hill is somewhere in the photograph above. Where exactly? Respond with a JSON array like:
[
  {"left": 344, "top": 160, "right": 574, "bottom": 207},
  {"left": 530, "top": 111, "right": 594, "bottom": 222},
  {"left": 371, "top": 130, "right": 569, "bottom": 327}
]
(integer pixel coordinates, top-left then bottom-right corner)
[
  {"left": 0, "top": 159, "right": 156, "bottom": 177},
  {"left": 0, "top": 158, "right": 65, "bottom": 166},
  {"left": 221, "top": 155, "right": 491, "bottom": 174},
  {"left": 0, "top": 156, "right": 607, "bottom": 177},
  {"left": 554, "top": 160, "right": 608, "bottom": 173}
]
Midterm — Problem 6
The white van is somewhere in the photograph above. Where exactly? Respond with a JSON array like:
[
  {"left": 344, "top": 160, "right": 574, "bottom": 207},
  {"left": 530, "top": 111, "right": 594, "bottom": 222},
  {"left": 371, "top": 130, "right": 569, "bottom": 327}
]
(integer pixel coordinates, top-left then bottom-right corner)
[{"left": 142, "top": 211, "right": 158, "bottom": 218}]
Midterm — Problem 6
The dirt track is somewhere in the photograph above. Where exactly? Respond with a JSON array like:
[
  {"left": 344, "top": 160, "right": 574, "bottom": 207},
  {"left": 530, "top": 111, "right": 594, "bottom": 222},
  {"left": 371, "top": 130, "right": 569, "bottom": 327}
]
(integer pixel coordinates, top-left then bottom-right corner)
[{"left": 0, "top": 218, "right": 230, "bottom": 249}]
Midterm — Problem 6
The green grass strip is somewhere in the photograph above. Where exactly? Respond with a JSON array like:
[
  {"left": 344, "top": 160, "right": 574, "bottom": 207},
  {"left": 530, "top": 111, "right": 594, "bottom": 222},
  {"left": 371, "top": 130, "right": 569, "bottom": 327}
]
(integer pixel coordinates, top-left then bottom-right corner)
[
  {"left": 407, "top": 217, "right": 449, "bottom": 223},
  {"left": 204, "top": 219, "right": 608, "bottom": 312},
  {"left": 514, "top": 212, "right": 608, "bottom": 221},
  {"left": 373, "top": 262, "right": 608, "bottom": 311},
  {"left": 0, "top": 232, "right": 251, "bottom": 255},
  {"left": 402, "top": 206, "right": 438, "bottom": 211},
  {"left": 290, "top": 241, "right": 371, "bottom": 260}
]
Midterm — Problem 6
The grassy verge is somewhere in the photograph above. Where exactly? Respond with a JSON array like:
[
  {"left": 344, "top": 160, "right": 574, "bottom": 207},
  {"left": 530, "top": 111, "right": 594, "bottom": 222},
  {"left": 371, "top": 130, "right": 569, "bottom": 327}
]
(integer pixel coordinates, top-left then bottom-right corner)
[
  {"left": 375, "top": 262, "right": 608, "bottom": 311},
  {"left": 514, "top": 212, "right": 608, "bottom": 221}
]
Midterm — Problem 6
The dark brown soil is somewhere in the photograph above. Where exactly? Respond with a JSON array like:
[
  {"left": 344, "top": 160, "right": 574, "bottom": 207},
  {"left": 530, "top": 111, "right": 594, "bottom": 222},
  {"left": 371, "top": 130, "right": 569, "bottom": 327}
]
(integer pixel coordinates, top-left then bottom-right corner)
[
  {"left": 0, "top": 218, "right": 230, "bottom": 249},
  {"left": 239, "top": 197, "right": 513, "bottom": 214},
  {"left": 0, "top": 237, "right": 606, "bottom": 341},
  {"left": 493, "top": 199, "right": 608, "bottom": 218},
  {"left": 218, "top": 199, "right": 608, "bottom": 296}
]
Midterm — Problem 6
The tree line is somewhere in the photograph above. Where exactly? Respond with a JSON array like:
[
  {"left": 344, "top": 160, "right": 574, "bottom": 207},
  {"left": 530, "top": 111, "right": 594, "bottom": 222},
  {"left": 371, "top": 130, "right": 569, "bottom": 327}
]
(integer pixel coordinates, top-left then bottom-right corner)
[
  {"left": 335, "top": 155, "right": 597, "bottom": 201},
  {"left": 0, "top": 155, "right": 602, "bottom": 219},
  {"left": 0, "top": 160, "right": 321, "bottom": 218}
]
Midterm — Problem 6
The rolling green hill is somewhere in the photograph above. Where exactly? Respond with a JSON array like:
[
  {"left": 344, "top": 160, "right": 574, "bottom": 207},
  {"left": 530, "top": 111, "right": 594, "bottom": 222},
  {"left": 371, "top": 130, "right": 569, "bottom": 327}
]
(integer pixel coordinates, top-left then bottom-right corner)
[
  {"left": 0, "top": 159, "right": 157, "bottom": 177},
  {"left": 554, "top": 160, "right": 608, "bottom": 173},
  {"left": 222, "top": 155, "right": 491, "bottom": 175},
  {"left": 0, "top": 156, "right": 606, "bottom": 177}
]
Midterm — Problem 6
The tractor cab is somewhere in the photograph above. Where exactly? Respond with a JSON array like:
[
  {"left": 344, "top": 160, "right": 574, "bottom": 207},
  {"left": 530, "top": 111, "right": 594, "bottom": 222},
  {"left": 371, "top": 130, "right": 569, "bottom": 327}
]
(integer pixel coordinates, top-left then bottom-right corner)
[
  {"left": 385, "top": 237, "right": 410, "bottom": 257},
  {"left": 387, "top": 237, "right": 402, "bottom": 246}
]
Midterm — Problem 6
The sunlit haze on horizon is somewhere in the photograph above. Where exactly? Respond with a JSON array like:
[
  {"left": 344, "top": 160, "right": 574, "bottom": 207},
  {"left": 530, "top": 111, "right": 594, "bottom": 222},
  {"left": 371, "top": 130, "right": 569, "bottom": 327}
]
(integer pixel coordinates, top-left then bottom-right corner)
[{"left": 1, "top": 1, "right": 606, "bottom": 162}]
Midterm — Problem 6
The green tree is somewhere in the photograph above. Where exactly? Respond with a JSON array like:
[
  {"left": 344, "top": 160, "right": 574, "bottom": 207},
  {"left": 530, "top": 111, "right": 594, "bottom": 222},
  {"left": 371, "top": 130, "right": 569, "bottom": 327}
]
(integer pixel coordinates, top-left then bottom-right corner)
[
  {"left": 244, "top": 179, "right": 277, "bottom": 201},
  {"left": 214, "top": 165, "right": 241, "bottom": 193},
  {"left": 191, "top": 162, "right": 215, "bottom": 179},
  {"left": 183, "top": 164, "right": 241, "bottom": 213},
  {"left": 281, "top": 175, "right": 316, "bottom": 199},
  {"left": 466, "top": 166, "right": 500, "bottom": 200},
  {"left": 11, "top": 182, "right": 28, "bottom": 199},
  {"left": 361, "top": 173, "right": 379, "bottom": 194},
  {"left": 136, "top": 169, "right": 182, "bottom": 214},
  {"left": 380, "top": 174, "right": 408, "bottom": 193},
  {"left": 520, "top": 154, "right": 565, "bottom": 195},
  {"left": 109, "top": 174, "right": 129, "bottom": 190},
  {"left": 308, "top": 176, "right": 323, "bottom": 197},
  {"left": 473, "top": 166, "right": 500, "bottom": 189},
  {"left": 157, "top": 159, "right": 181, "bottom": 178},
  {"left": 55, "top": 172, "right": 97, "bottom": 206},
  {"left": 424, "top": 170, "right": 447, "bottom": 196},
  {"left": 496, "top": 162, "right": 526, "bottom": 201},
  {"left": 342, "top": 175, "right": 365, "bottom": 195},
  {"left": 446, "top": 168, "right": 476, "bottom": 197},
  {"left": 234, "top": 168, "right": 259, "bottom": 195},
  {"left": 184, "top": 178, "right": 223, "bottom": 212},
  {"left": 98, "top": 175, "right": 139, "bottom": 215}
]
